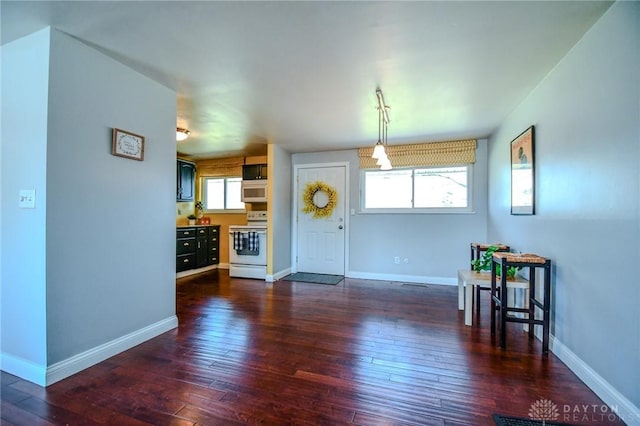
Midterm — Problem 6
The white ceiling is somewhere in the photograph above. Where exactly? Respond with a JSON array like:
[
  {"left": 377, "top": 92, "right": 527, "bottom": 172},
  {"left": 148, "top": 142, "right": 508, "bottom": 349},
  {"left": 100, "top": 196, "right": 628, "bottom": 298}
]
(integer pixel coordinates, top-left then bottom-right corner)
[{"left": 1, "top": 1, "right": 613, "bottom": 159}]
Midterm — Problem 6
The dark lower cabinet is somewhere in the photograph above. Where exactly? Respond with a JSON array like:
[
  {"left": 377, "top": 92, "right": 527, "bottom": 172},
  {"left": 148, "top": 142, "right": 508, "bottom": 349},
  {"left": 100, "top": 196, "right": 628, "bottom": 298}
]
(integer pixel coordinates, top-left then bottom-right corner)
[
  {"left": 176, "top": 225, "right": 220, "bottom": 272},
  {"left": 196, "top": 227, "right": 209, "bottom": 268},
  {"left": 209, "top": 226, "right": 219, "bottom": 265},
  {"left": 176, "top": 228, "right": 196, "bottom": 272}
]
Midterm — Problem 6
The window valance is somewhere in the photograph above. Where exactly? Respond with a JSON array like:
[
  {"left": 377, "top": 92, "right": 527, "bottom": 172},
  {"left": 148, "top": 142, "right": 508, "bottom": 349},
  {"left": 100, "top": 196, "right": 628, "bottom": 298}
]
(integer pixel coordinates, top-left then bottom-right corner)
[
  {"left": 358, "top": 139, "right": 476, "bottom": 169},
  {"left": 196, "top": 157, "right": 245, "bottom": 177}
]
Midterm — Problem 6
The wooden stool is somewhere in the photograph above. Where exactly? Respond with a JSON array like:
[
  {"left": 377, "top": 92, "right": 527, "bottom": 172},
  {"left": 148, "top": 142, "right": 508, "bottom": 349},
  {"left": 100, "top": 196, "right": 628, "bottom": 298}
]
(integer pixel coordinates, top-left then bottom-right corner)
[
  {"left": 470, "top": 243, "right": 510, "bottom": 269},
  {"left": 490, "top": 252, "right": 552, "bottom": 355},
  {"left": 467, "top": 243, "right": 510, "bottom": 311}
]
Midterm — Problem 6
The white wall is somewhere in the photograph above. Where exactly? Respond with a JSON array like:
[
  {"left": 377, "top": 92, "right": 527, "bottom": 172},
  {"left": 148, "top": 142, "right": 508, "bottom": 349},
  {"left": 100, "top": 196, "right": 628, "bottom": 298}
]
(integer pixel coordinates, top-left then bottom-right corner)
[
  {"left": 0, "top": 28, "right": 51, "bottom": 380},
  {"left": 487, "top": 1, "right": 639, "bottom": 421},
  {"left": 293, "top": 141, "right": 488, "bottom": 284},
  {"left": 44, "top": 30, "right": 178, "bottom": 364},
  {"left": 1, "top": 28, "right": 178, "bottom": 384},
  {"left": 268, "top": 144, "right": 292, "bottom": 280}
]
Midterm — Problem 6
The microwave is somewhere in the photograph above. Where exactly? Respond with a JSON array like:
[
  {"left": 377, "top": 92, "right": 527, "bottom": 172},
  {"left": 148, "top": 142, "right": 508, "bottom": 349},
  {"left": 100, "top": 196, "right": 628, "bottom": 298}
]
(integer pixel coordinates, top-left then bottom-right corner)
[
  {"left": 241, "top": 180, "right": 268, "bottom": 203},
  {"left": 242, "top": 164, "right": 268, "bottom": 180}
]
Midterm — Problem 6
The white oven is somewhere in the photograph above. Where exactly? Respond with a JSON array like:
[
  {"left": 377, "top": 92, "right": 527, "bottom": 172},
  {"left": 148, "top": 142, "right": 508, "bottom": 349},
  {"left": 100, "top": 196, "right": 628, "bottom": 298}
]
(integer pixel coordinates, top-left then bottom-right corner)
[{"left": 229, "top": 211, "right": 268, "bottom": 279}]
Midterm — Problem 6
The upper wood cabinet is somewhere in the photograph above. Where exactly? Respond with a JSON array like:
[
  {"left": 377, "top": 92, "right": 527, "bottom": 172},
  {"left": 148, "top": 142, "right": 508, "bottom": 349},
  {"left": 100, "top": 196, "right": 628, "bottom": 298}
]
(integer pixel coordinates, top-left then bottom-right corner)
[{"left": 177, "top": 159, "right": 196, "bottom": 201}]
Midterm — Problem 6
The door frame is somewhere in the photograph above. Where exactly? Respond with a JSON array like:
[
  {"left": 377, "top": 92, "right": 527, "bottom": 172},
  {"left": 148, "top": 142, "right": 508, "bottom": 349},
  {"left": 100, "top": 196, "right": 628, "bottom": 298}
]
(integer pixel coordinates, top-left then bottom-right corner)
[{"left": 292, "top": 162, "right": 350, "bottom": 275}]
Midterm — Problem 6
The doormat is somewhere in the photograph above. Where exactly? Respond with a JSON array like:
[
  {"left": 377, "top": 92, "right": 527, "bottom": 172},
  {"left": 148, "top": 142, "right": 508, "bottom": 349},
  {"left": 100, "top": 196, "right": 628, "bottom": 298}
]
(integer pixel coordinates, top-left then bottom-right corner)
[
  {"left": 493, "top": 414, "right": 574, "bottom": 426},
  {"left": 281, "top": 272, "right": 344, "bottom": 285}
]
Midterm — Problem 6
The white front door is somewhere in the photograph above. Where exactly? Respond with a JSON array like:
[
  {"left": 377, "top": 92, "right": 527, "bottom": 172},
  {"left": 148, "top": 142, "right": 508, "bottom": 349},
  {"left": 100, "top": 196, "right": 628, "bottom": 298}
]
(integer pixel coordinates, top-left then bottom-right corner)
[{"left": 296, "top": 165, "right": 346, "bottom": 275}]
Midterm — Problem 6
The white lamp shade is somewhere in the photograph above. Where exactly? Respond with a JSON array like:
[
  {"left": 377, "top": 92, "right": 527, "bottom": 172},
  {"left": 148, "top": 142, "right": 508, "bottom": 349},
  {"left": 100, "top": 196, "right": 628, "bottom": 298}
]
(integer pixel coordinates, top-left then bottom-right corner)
[
  {"left": 372, "top": 142, "right": 386, "bottom": 159},
  {"left": 380, "top": 158, "right": 392, "bottom": 170},
  {"left": 376, "top": 151, "right": 388, "bottom": 166}
]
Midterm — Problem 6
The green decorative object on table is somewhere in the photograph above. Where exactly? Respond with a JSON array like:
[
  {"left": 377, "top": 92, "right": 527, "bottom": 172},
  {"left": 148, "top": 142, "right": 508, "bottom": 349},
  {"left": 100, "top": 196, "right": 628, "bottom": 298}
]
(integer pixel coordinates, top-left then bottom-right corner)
[{"left": 472, "top": 244, "right": 518, "bottom": 279}]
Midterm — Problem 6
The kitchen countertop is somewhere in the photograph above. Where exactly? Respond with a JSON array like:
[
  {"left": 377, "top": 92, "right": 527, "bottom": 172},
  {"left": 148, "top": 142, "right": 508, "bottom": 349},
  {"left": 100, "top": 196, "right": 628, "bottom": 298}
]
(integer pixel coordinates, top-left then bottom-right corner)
[{"left": 176, "top": 223, "right": 221, "bottom": 228}]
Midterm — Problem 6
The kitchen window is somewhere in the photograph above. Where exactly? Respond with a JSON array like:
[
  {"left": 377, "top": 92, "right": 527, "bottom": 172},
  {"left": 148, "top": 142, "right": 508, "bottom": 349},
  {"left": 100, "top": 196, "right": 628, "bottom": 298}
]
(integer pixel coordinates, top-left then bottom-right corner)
[
  {"left": 202, "top": 177, "right": 245, "bottom": 212},
  {"left": 361, "top": 165, "right": 473, "bottom": 213}
]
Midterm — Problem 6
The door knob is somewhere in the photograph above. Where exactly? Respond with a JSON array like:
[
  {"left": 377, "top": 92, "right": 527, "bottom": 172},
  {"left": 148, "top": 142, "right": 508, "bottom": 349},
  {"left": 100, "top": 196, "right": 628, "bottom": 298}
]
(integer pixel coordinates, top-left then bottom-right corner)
[{"left": 338, "top": 225, "right": 344, "bottom": 230}]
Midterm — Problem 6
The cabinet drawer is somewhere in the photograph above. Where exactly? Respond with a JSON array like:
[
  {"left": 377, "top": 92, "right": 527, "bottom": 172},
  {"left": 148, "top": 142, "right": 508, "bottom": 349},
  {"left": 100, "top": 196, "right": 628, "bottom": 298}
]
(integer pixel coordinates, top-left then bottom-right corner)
[
  {"left": 177, "top": 228, "right": 196, "bottom": 238},
  {"left": 209, "top": 236, "right": 218, "bottom": 245},
  {"left": 209, "top": 227, "right": 219, "bottom": 235},
  {"left": 176, "top": 238, "right": 196, "bottom": 255},
  {"left": 176, "top": 254, "right": 196, "bottom": 272},
  {"left": 209, "top": 255, "right": 219, "bottom": 264},
  {"left": 196, "top": 227, "right": 208, "bottom": 236}
]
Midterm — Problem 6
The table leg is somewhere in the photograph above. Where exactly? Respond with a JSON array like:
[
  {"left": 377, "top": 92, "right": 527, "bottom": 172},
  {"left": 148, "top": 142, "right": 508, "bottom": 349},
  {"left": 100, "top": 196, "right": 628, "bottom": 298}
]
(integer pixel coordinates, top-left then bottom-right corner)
[
  {"left": 542, "top": 262, "right": 551, "bottom": 354},
  {"left": 500, "top": 261, "right": 508, "bottom": 348},
  {"left": 465, "top": 281, "right": 473, "bottom": 326},
  {"left": 458, "top": 273, "right": 465, "bottom": 310}
]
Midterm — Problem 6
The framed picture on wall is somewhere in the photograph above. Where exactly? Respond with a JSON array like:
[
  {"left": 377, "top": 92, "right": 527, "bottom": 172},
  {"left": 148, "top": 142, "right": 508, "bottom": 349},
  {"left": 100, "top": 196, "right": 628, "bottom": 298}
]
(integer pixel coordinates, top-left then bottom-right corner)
[
  {"left": 510, "top": 126, "right": 535, "bottom": 215},
  {"left": 112, "top": 128, "right": 145, "bottom": 161}
]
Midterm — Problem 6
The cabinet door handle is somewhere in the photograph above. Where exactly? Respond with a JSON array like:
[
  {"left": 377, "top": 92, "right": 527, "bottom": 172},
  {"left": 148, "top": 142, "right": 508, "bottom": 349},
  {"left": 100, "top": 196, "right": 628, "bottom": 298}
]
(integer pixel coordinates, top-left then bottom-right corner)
[
  {"left": 183, "top": 242, "right": 189, "bottom": 246},
  {"left": 183, "top": 259, "right": 189, "bottom": 263},
  {"left": 183, "top": 231, "right": 189, "bottom": 235}
]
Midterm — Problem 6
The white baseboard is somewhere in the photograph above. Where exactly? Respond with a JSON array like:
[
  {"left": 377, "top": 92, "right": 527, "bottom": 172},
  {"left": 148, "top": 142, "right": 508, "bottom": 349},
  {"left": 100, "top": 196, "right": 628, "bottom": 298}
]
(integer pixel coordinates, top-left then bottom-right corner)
[
  {"left": 550, "top": 335, "right": 640, "bottom": 426},
  {"left": 218, "top": 262, "right": 229, "bottom": 270},
  {"left": 266, "top": 267, "right": 292, "bottom": 283},
  {"left": 45, "top": 315, "right": 178, "bottom": 386},
  {"left": 347, "top": 270, "right": 457, "bottom": 286},
  {"left": 0, "top": 353, "right": 47, "bottom": 386},
  {"left": 176, "top": 264, "right": 218, "bottom": 279}
]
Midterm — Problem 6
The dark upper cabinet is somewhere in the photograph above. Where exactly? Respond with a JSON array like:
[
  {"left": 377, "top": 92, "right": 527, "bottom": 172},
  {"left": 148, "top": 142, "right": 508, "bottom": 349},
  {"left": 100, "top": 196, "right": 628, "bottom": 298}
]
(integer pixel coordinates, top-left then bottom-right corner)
[
  {"left": 177, "top": 159, "right": 196, "bottom": 201},
  {"left": 242, "top": 163, "right": 268, "bottom": 180}
]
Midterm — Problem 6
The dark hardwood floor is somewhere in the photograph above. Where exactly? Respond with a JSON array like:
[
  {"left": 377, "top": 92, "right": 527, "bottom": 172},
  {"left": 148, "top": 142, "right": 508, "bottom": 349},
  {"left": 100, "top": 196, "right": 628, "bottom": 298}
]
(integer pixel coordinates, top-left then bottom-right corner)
[{"left": 1, "top": 270, "right": 625, "bottom": 425}]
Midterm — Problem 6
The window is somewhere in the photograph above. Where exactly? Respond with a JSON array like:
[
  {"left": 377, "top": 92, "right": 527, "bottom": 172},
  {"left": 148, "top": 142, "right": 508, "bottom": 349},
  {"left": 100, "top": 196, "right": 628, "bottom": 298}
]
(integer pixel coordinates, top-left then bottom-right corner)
[
  {"left": 202, "top": 177, "right": 245, "bottom": 211},
  {"left": 362, "top": 165, "right": 472, "bottom": 213}
]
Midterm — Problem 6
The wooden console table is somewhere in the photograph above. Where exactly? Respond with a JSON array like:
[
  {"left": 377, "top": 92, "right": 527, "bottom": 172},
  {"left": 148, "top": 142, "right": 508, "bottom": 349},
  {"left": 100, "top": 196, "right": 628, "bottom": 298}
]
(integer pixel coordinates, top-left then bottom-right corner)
[{"left": 491, "top": 252, "right": 552, "bottom": 355}]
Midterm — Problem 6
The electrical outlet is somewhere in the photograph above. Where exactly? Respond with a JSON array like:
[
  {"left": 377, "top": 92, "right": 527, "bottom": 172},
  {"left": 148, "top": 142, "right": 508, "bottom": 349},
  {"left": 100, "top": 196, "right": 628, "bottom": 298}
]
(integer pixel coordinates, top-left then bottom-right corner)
[
  {"left": 19, "top": 189, "right": 36, "bottom": 209},
  {"left": 394, "top": 256, "right": 400, "bottom": 264}
]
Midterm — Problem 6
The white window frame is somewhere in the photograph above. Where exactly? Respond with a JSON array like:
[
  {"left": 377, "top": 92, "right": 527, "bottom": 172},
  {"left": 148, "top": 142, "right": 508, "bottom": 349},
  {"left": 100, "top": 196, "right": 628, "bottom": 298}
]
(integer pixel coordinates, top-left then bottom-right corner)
[
  {"left": 360, "top": 164, "right": 474, "bottom": 214},
  {"left": 201, "top": 176, "right": 246, "bottom": 213}
]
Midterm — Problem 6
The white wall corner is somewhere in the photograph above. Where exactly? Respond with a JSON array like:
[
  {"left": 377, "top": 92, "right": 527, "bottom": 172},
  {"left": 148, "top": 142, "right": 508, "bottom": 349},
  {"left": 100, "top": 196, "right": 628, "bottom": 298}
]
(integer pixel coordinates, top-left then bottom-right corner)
[
  {"left": 0, "top": 353, "right": 48, "bottom": 386},
  {"left": 45, "top": 315, "right": 178, "bottom": 386},
  {"left": 550, "top": 335, "right": 640, "bottom": 426},
  {"left": 267, "top": 267, "right": 292, "bottom": 283}
]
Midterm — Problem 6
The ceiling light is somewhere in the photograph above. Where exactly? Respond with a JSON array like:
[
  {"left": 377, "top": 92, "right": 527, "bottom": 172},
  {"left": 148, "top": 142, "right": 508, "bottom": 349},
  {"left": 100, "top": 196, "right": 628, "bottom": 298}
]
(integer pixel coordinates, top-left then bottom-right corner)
[
  {"left": 380, "top": 157, "right": 392, "bottom": 171},
  {"left": 176, "top": 127, "right": 191, "bottom": 141},
  {"left": 371, "top": 89, "right": 392, "bottom": 170}
]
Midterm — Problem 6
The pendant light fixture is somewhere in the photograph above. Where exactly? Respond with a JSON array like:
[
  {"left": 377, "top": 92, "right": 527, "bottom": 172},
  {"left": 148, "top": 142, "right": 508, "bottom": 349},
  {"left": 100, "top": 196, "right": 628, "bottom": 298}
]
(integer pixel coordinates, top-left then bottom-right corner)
[
  {"left": 371, "top": 89, "right": 392, "bottom": 170},
  {"left": 372, "top": 107, "right": 386, "bottom": 160},
  {"left": 380, "top": 117, "right": 392, "bottom": 170}
]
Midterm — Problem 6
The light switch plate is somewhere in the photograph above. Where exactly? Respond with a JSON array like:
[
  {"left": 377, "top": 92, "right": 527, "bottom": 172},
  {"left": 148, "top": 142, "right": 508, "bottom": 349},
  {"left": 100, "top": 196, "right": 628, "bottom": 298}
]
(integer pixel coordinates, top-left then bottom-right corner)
[{"left": 19, "top": 189, "right": 36, "bottom": 208}]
